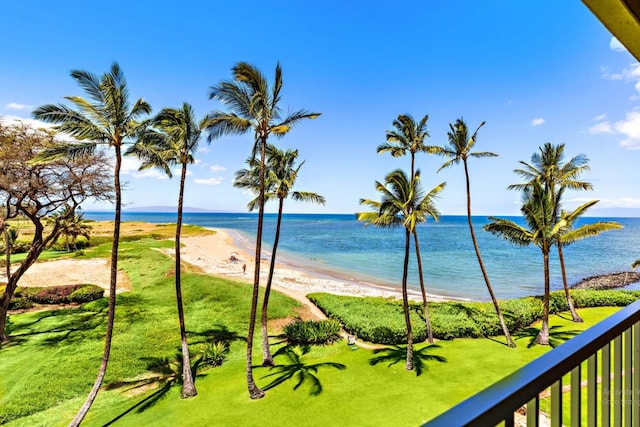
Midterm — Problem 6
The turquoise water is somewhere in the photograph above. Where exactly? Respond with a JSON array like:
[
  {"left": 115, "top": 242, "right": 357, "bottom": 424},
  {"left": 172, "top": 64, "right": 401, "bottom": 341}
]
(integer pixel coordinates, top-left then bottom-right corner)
[{"left": 84, "top": 212, "right": 640, "bottom": 301}]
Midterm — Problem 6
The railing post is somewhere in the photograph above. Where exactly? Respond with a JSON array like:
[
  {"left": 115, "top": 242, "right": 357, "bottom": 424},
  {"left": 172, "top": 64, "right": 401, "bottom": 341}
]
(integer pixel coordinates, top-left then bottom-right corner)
[
  {"left": 625, "top": 327, "right": 632, "bottom": 426},
  {"left": 634, "top": 322, "right": 640, "bottom": 426},
  {"left": 587, "top": 353, "right": 597, "bottom": 427},
  {"left": 614, "top": 335, "right": 623, "bottom": 426},
  {"left": 571, "top": 365, "right": 581, "bottom": 427},
  {"left": 603, "top": 342, "right": 611, "bottom": 426}
]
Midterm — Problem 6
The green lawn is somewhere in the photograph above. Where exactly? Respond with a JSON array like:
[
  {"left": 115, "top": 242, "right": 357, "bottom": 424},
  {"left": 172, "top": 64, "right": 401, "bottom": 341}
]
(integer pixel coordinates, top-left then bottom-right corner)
[{"left": 0, "top": 236, "right": 623, "bottom": 426}]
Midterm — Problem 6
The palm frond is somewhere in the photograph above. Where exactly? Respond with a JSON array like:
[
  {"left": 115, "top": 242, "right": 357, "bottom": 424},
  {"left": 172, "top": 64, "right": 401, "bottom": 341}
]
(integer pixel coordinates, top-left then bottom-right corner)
[{"left": 31, "top": 142, "right": 98, "bottom": 163}]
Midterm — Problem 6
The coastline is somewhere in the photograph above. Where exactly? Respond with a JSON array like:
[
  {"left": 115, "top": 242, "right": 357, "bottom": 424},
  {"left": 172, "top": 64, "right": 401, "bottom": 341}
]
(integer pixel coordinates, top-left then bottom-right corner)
[{"left": 176, "top": 228, "right": 463, "bottom": 303}]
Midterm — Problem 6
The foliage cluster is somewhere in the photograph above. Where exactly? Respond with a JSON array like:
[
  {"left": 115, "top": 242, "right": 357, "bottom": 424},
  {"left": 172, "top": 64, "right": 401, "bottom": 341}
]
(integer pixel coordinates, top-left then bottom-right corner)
[
  {"left": 197, "top": 341, "right": 229, "bottom": 367},
  {"left": 309, "top": 290, "right": 640, "bottom": 343},
  {"left": 12, "top": 284, "right": 104, "bottom": 306},
  {"left": 283, "top": 319, "right": 342, "bottom": 345}
]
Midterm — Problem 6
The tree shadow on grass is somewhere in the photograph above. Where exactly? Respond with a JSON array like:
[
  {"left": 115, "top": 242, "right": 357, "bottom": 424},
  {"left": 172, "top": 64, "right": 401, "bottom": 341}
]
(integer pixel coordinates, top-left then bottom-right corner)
[
  {"left": 9, "top": 310, "right": 104, "bottom": 347},
  {"left": 513, "top": 325, "right": 579, "bottom": 348},
  {"left": 259, "top": 345, "right": 346, "bottom": 396},
  {"left": 187, "top": 325, "right": 245, "bottom": 346},
  {"left": 369, "top": 344, "right": 446, "bottom": 376},
  {"left": 102, "top": 352, "right": 206, "bottom": 425}
]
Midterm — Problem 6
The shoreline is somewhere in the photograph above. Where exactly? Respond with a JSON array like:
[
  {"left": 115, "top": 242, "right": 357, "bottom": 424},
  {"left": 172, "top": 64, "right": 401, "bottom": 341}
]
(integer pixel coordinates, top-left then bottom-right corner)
[{"left": 177, "top": 228, "right": 464, "bottom": 302}]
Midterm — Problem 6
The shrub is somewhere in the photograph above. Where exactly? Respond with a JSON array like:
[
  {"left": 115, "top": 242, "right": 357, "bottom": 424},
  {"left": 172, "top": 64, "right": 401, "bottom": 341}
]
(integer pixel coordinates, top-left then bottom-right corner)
[
  {"left": 8, "top": 297, "right": 33, "bottom": 310},
  {"left": 283, "top": 319, "right": 342, "bottom": 345},
  {"left": 70, "top": 285, "right": 104, "bottom": 303},
  {"left": 200, "top": 341, "right": 228, "bottom": 367}
]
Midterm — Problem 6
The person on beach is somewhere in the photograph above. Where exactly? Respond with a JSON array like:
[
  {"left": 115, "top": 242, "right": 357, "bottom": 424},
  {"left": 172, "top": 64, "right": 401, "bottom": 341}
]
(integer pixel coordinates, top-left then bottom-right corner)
[{"left": 243, "top": 263, "right": 246, "bottom": 275}]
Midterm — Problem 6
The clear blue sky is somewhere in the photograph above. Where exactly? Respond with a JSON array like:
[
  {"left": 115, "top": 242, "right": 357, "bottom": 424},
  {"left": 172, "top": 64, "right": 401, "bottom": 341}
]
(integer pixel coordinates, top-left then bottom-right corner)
[{"left": 1, "top": 1, "right": 639, "bottom": 216}]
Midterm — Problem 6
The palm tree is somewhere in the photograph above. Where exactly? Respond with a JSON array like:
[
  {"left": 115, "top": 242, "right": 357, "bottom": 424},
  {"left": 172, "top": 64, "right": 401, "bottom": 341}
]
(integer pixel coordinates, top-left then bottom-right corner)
[
  {"left": 486, "top": 185, "right": 621, "bottom": 345},
  {"left": 359, "top": 169, "right": 445, "bottom": 369},
  {"left": 633, "top": 260, "right": 640, "bottom": 269},
  {"left": 32, "top": 62, "right": 151, "bottom": 425},
  {"left": 207, "top": 62, "right": 320, "bottom": 399},
  {"left": 48, "top": 205, "right": 92, "bottom": 252},
  {"left": 509, "top": 143, "right": 593, "bottom": 322},
  {"left": 431, "top": 118, "right": 515, "bottom": 347},
  {"left": 127, "top": 102, "right": 208, "bottom": 398},
  {"left": 377, "top": 114, "right": 438, "bottom": 342},
  {"left": 235, "top": 144, "right": 325, "bottom": 366}
]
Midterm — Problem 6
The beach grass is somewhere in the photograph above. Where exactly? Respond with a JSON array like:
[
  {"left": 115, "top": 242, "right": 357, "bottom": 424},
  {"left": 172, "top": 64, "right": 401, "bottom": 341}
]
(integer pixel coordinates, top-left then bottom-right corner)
[{"left": 0, "top": 228, "right": 627, "bottom": 426}]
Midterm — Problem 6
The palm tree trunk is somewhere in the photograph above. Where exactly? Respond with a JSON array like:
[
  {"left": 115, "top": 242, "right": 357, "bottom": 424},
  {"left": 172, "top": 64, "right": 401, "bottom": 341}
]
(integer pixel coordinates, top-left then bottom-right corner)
[
  {"left": 413, "top": 231, "right": 433, "bottom": 343},
  {"left": 246, "top": 137, "right": 266, "bottom": 399},
  {"left": 176, "top": 163, "right": 197, "bottom": 398},
  {"left": 557, "top": 243, "right": 582, "bottom": 322},
  {"left": 261, "top": 198, "right": 284, "bottom": 366},
  {"left": 402, "top": 228, "right": 414, "bottom": 371},
  {"left": 535, "top": 251, "right": 551, "bottom": 345},
  {"left": 70, "top": 144, "right": 123, "bottom": 426},
  {"left": 463, "top": 161, "right": 515, "bottom": 347}
]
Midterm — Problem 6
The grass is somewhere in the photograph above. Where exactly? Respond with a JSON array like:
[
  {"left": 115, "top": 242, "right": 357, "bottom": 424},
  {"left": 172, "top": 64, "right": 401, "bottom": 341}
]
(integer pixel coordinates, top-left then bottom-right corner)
[{"left": 0, "top": 222, "right": 627, "bottom": 426}]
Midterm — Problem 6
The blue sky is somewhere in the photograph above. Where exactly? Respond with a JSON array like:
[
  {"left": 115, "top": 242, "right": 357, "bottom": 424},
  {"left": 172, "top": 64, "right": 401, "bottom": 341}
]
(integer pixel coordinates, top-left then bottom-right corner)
[{"left": 1, "top": 1, "right": 639, "bottom": 216}]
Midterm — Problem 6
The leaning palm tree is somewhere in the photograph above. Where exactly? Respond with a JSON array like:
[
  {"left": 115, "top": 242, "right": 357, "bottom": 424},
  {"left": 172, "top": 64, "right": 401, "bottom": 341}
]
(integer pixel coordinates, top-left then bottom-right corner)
[
  {"left": 207, "top": 62, "right": 320, "bottom": 399},
  {"left": 377, "top": 114, "right": 438, "bottom": 342},
  {"left": 235, "top": 144, "right": 325, "bottom": 366},
  {"left": 32, "top": 62, "right": 151, "bottom": 425},
  {"left": 431, "top": 118, "right": 515, "bottom": 347},
  {"left": 127, "top": 102, "right": 208, "bottom": 398},
  {"left": 633, "top": 260, "right": 640, "bottom": 269},
  {"left": 509, "top": 143, "right": 593, "bottom": 322},
  {"left": 358, "top": 169, "right": 445, "bottom": 369}
]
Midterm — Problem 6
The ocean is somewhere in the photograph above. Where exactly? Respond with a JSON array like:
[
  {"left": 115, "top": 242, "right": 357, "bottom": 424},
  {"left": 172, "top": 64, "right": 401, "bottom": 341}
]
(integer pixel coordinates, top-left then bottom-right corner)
[{"left": 84, "top": 211, "right": 640, "bottom": 301}]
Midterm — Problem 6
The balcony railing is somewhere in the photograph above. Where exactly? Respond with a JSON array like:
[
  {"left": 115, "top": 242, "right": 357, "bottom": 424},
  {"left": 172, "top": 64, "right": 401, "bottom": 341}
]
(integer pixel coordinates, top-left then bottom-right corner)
[{"left": 424, "top": 300, "right": 640, "bottom": 426}]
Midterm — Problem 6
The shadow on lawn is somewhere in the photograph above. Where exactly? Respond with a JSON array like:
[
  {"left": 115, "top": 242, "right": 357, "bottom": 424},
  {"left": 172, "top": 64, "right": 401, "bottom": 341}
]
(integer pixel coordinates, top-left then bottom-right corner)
[
  {"left": 369, "top": 344, "right": 446, "bottom": 376},
  {"left": 102, "top": 352, "right": 207, "bottom": 426},
  {"left": 514, "top": 325, "right": 579, "bottom": 348},
  {"left": 260, "top": 345, "right": 346, "bottom": 396},
  {"left": 187, "top": 324, "right": 245, "bottom": 345},
  {"left": 8, "top": 310, "right": 104, "bottom": 347}
]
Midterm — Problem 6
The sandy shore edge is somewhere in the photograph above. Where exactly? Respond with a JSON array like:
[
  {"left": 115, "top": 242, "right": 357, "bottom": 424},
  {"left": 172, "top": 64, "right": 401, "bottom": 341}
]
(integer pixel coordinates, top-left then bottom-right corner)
[{"left": 175, "top": 228, "right": 457, "bottom": 303}]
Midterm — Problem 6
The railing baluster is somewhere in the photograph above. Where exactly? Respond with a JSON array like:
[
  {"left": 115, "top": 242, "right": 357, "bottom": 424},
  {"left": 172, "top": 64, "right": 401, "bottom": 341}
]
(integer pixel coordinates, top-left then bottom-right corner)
[
  {"left": 614, "top": 334, "right": 623, "bottom": 427},
  {"left": 625, "top": 327, "right": 632, "bottom": 426},
  {"left": 602, "top": 342, "right": 611, "bottom": 426},
  {"left": 634, "top": 322, "right": 640, "bottom": 427},
  {"left": 551, "top": 380, "right": 561, "bottom": 427},
  {"left": 527, "top": 396, "right": 539, "bottom": 426},
  {"left": 587, "top": 353, "right": 597, "bottom": 427},
  {"left": 571, "top": 365, "right": 581, "bottom": 427}
]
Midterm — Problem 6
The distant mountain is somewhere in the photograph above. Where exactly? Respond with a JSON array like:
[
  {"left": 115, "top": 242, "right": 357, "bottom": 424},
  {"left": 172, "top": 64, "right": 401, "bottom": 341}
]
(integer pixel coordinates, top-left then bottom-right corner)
[{"left": 123, "top": 206, "right": 220, "bottom": 213}]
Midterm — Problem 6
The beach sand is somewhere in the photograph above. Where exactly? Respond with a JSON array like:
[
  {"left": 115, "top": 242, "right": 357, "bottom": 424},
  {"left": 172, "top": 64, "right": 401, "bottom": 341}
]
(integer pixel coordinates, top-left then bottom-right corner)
[{"left": 173, "top": 229, "right": 453, "bottom": 303}]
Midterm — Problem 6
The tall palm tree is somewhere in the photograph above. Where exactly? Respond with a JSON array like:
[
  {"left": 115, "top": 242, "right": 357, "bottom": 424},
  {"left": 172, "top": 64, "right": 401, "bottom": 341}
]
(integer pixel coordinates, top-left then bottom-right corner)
[
  {"left": 48, "top": 205, "right": 92, "bottom": 252},
  {"left": 32, "top": 62, "right": 151, "bottom": 425},
  {"left": 127, "top": 102, "right": 208, "bottom": 398},
  {"left": 509, "top": 143, "right": 593, "bottom": 322},
  {"left": 359, "top": 169, "right": 445, "bottom": 369},
  {"left": 486, "top": 185, "right": 620, "bottom": 345},
  {"left": 377, "top": 114, "right": 438, "bottom": 342},
  {"left": 235, "top": 144, "right": 325, "bottom": 366},
  {"left": 207, "top": 62, "right": 320, "bottom": 399},
  {"left": 431, "top": 118, "right": 515, "bottom": 347}
]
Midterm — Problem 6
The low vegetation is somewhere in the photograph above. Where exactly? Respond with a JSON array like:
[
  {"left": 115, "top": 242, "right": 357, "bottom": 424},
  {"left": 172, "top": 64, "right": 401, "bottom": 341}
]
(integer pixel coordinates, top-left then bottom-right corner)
[
  {"left": 283, "top": 319, "right": 342, "bottom": 345},
  {"left": 309, "top": 290, "right": 640, "bottom": 343}
]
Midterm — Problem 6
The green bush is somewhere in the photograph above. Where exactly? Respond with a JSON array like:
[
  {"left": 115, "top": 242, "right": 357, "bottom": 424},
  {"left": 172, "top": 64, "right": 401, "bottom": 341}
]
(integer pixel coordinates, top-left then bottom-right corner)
[
  {"left": 199, "top": 341, "right": 229, "bottom": 367},
  {"left": 70, "top": 285, "right": 104, "bottom": 303},
  {"left": 8, "top": 297, "right": 33, "bottom": 310},
  {"left": 283, "top": 319, "right": 342, "bottom": 345},
  {"left": 309, "top": 290, "right": 640, "bottom": 344}
]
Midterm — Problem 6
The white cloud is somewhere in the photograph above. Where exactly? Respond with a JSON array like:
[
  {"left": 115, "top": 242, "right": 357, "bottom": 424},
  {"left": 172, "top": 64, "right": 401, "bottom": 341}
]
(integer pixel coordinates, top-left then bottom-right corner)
[
  {"left": 574, "top": 197, "right": 640, "bottom": 209},
  {"left": 588, "top": 121, "right": 613, "bottom": 134},
  {"left": 610, "top": 37, "right": 627, "bottom": 53},
  {"left": 589, "top": 108, "right": 640, "bottom": 148},
  {"left": 121, "top": 157, "right": 169, "bottom": 179},
  {"left": 602, "top": 64, "right": 640, "bottom": 98},
  {"left": 594, "top": 113, "right": 607, "bottom": 121},
  {"left": 0, "top": 115, "right": 54, "bottom": 129},
  {"left": 210, "top": 164, "right": 227, "bottom": 172},
  {"left": 531, "top": 118, "right": 545, "bottom": 126},
  {"left": 5, "top": 102, "right": 32, "bottom": 111},
  {"left": 194, "top": 177, "right": 224, "bottom": 186},
  {"left": 615, "top": 109, "right": 640, "bottom": 149}
]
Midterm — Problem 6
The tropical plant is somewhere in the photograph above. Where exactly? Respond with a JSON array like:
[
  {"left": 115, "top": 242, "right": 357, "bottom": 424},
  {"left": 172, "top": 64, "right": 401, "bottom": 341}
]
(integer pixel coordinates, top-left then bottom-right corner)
[
  {"left": 377, "top": 114, "right": 437, "bottom": 342},
  {"left": 508, "top": 143, "right": 593, "bottom": 322},
  {"left": 235, "top": 144, "right": 325, "bottom": 365},
  {"left": 48, "top": 205, "right": 92, "bottom": 252},
  {"left": 127, "top": 102, "right": 208, "bottom": 398},
  {"left": 431, "top": 118, "right": 515, "bottom": 347},
  {"left": 207, "top": 62, "right": 320, "bottom": 398},
  {"left": 633, "top": 260, "right": 640, "bottom": 269},
  {"left": 358, "top": 169, "right": 445, "bottom": 369},
  {"left": 0, "top": 121, "right": 111, "bottom": 346},
  {"left": 32, "top": 62, "right": 151, "bottom": 425}
]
